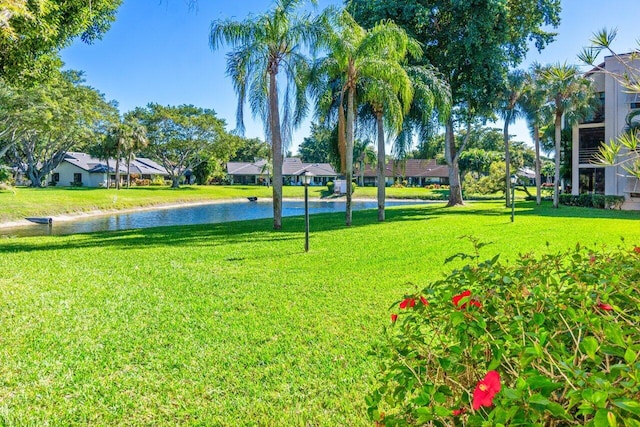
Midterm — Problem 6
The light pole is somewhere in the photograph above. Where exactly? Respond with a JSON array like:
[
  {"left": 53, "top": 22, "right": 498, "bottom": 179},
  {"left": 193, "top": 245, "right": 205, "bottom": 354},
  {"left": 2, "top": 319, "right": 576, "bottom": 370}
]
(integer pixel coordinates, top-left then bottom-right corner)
[
  {"left": 510, "top": 175, "right": 517, "bottom": 223},
  {"left": 300, "top": 171, "right": 314, "bottom": 252}
]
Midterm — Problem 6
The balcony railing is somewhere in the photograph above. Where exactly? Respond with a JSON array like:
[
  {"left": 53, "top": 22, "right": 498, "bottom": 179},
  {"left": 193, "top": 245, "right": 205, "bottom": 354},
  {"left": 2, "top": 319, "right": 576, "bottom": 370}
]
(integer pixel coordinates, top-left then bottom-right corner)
[{"left": 579, "top": 147, "right": 601, "bottom": 164}]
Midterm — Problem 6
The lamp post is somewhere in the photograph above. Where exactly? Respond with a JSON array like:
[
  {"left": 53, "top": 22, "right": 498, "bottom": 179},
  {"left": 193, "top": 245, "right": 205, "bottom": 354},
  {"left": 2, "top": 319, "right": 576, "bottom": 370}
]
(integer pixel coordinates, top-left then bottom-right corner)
[
  {"left": 510, "top": 175, "right": 517, "bottom": 223},
  {"left": 300, "top": 171, "right": 314, "bottom": 252}
]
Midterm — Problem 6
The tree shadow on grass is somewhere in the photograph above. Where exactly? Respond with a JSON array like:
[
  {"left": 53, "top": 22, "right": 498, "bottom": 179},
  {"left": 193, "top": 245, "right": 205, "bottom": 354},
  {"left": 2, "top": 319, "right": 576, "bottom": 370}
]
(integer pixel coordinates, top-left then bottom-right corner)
[{"left": 0, "top": 204, "right": 443, "bottom": 255}]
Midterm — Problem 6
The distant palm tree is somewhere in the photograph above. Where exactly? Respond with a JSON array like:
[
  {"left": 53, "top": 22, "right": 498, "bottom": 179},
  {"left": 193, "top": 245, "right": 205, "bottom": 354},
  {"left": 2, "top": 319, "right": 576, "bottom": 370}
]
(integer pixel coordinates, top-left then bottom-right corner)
[
  {"left": 122, "top": 116, "right": 148, "bottom": 188},
  {"left": 210, "top": 0, "right": 326, "bottom": 230},
  {"left": 89, "top": 135, "right": 118, "bottom": 188},
  {"left": 498, "top": 69, "right": 527, "bottom": 207},
  {"left": 540, "top": 63, "right": 597, "bottom": 208},
  {"left": 312, "top": 11, "right": 420, "bottom": 225},
  {"left": 353, "top": 139, "right": 375, "bottom": 187},
  {"left": 521, "top": 64, "right": 550, "bottom": 205}
]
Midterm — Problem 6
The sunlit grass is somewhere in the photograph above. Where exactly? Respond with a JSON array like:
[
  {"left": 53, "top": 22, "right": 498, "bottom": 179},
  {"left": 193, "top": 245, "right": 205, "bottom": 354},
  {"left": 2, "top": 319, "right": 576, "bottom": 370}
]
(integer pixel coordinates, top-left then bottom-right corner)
[{"left": 0, "top": 201, "right": 638, "bottom": 425}]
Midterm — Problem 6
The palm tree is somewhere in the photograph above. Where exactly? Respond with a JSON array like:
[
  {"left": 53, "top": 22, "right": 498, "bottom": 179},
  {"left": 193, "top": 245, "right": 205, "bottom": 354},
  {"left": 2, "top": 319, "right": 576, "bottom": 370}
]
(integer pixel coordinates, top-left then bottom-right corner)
[
  {"left": 353, "top": 139, "right": 375, "bottom": 187},
  {"left": 540, "top": 63, "right": 597, "bottom": 208},
  {"left": 521, "top": 64, "right": 550, "bottom": 205},
  {"left": 498, "top": 69, "right": 527, "bottom": 207},
  {"left": 312, "top": 11, "right": 421, "bottom": 225},
  {"left": 210, "top": 0, "right": 325, "bottom": 230},
  {"left": 88, "top": 135, "right": 118, "bottom": 188},
  {"left": 122, "top": 116, "right": 148, "bottom": 188}
]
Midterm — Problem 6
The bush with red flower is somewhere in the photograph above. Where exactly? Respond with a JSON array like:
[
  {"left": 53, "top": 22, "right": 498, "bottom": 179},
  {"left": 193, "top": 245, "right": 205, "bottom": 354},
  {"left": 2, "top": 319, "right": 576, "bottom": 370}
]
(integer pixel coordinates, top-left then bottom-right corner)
[{"left": 367, "top": 242, "right": 640, "bottom": 425}]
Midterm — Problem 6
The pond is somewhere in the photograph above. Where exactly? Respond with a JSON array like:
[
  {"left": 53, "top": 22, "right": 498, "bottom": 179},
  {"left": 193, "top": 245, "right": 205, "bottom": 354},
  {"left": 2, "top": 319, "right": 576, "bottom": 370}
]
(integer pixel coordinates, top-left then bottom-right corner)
[{"left": 1, "top": 199, "right": 429, "bottom": 238}]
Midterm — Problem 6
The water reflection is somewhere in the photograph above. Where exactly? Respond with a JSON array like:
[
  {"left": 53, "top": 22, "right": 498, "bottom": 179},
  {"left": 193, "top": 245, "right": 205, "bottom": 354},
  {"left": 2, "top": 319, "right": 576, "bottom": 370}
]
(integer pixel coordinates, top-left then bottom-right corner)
[{"left": 1, "top": 200, "right": 426, "bottom": 238}]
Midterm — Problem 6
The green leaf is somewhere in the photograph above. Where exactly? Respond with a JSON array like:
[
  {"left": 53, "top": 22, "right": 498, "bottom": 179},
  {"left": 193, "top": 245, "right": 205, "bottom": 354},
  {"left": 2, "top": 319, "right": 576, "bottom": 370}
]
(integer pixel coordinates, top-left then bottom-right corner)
[
  {"left": 533, "top": 313, "right": 545, "bottom": 326},
  {"left": 502, "top": 276, "right": 512, "bottom": 284},
  {"left": 594, "top": 409, "right": 610, "bottom": 426},
  {"left": 624, "top": 347, "right": 637, "bottom": 364},
  {"left": 580, "top": 336, "right": 599, "bottom": 360},
  {"left": 546, "top": 402, "right": 572, "bottom": 420},
  {"left": 529, "top": 393, "right": 550, "bottom": 406},
  {"left": 612, "top": 398, "right": 640, "bottom": 416}
]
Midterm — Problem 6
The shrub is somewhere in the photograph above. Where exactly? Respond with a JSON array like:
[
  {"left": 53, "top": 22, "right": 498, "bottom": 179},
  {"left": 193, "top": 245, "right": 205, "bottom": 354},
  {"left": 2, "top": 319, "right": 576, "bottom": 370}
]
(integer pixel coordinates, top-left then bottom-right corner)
[
  {"left": 368, "top": 241, "right": 640, "bottom": 426},
  {"left": 560, "top": 194, "right": 625, "bottom": 209},
  {"left": 327, "top": 181, "right": 334, "bottom": 193}
]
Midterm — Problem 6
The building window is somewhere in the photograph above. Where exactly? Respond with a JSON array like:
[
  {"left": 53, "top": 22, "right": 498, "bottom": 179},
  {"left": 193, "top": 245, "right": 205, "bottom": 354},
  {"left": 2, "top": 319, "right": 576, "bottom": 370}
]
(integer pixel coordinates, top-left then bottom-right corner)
[
  {"left": 584, "top": 92, "right": 605, "bottom": 123},
  {"left": 579, "top": 168, "right": 605, "bottom": 194},
  {"left": 73, "top": 173, "right": 82, "bottom": 183},
  {"left": 578, "top": 127, "right": 605, "bottom": 164},
  {"left": 52, "top": 173, "right": 60, "bottom": 182}
]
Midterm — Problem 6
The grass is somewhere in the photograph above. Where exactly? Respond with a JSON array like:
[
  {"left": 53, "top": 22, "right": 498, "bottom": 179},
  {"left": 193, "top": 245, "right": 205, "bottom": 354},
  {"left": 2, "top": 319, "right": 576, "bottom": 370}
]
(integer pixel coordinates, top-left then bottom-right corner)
[
  {"left": 0, "top": 200, "right": 639, "bottom": 425},
  {"left": 0, "top": 185, "right": 450, "bottom": 224}
]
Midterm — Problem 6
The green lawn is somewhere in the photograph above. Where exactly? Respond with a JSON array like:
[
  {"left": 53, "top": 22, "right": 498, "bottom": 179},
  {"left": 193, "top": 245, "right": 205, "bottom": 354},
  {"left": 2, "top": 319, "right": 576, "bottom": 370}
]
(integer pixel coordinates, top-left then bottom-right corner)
[{"left": 0, "top": 200, "right": 638, "bottom": 425}]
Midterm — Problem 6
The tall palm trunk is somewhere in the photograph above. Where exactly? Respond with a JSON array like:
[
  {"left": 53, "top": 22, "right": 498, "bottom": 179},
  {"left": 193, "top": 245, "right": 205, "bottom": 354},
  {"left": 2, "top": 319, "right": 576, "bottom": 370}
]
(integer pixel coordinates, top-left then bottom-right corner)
[
  {"left": 115, "top": 158, "right": 121, "bottom": 190},
  {"left": 534, "top": 124, "right": 542, "bottom": 205},
  {"left": 553, "top": 111, "right": 562, "bottom": 208},
  {"left": 375, "top": 110, "right": 385, "bottom": 222},
  {"left": 105, "top": 159, "right": 110, "bottom": 188},
  {"left": 503, "top": 115, "right": 511, "bottom": 208},
  {"left": 269, "top": 68, "right": 283, "bottom": 230},
  {"left": 345, "top": 86, "right": 355, "bottom": 227},
  {"left": 126, "top": 155, "right": 132, "bottom": 188},
  {"left": 445, "top": 119, "right": 463, "bottom": 206}
]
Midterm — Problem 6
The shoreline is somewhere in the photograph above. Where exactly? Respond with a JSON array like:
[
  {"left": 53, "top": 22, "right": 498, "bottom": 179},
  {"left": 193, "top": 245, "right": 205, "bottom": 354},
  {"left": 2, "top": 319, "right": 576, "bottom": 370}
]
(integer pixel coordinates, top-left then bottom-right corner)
[{"left": 1, "top": 196, "right": 437, "bottom": 230}]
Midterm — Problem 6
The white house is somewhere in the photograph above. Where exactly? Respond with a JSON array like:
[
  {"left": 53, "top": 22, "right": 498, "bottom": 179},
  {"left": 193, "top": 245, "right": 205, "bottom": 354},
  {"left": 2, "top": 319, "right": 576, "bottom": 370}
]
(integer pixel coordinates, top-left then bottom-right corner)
[
  {"left": 572, "top": 53, "right": 640, "bottom": 209},
  {"left": 50, "top": 152, "right": 169, "bottom": 187}
]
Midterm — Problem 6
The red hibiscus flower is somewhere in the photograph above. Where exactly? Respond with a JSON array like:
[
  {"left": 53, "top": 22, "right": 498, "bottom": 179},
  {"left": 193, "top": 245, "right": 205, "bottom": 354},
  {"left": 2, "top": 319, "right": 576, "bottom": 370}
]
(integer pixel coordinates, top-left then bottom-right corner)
[
  {"left": 452, "top": 290, "right": 481, "bottom": 309},
  {"left": 634, "top": 246, "right": 640, "bottom": 254},
  {"left": 420, "top": 296, "right": 428, "bottom": 306},
  {"left": 597, "top": 302, "right": 613, "bottom": 311},
  {"left": 399, "top": 298, "right": 416, "bottom": 309},
  {"left": 391, "top": 313, "right": 398, "bottom": 323},
  {"left": 452, "top": 408, "right": 466, "bottom": 416},
  {"left": 472, "top": 371, "right": 501, "bottom": 410}
]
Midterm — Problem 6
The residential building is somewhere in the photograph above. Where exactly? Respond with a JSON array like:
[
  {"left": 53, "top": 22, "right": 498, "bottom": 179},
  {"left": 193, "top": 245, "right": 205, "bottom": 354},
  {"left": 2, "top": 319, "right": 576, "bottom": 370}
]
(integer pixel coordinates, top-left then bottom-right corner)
[
  {"left": 358, "top": 159, "right": 450, "bottom": 187},
  {"left": 50, "top": 152, "right": 169, "bottom": 187},
  {"left": 226, "top": 158, "right": 338, "bottom": 185},
  {"left": 572, "top": 53, "right": 640, "bottom": 209}
]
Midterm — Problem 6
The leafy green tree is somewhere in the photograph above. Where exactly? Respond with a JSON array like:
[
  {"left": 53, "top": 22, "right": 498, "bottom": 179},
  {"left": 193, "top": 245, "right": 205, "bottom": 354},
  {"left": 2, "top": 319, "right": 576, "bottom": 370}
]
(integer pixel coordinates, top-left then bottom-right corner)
[
  {"left": 349, "top": 0, "right": 561, "bottom": 206},
  {"left": 134, "top": 104, "right": 228, "bottom": 189},
  {"left": 231, "top": 137, "right": 270, "bottom": 162},
  {"left": 298, "top": 122, "right": 338, "bottom": 164},
  {"left": 192, "top": 160, "right": 214, "bottom": 185},
  {"left": 0, "top": 0, "right": 121, "bottom": 82},
  {"left": 539, "top": 64, "right": 597, "bottom": 207},
  {"left": 3, "top": 70, "right": 117, "bottom": 187},
  {"left": 210, "top": 0, "right": 326, "bottom": 230},
  {"left": 88, "top": 133, "right": 118, "bottom": 188},
  {"left": 353, "top": 139, "right": 376, "bottom": 187}
]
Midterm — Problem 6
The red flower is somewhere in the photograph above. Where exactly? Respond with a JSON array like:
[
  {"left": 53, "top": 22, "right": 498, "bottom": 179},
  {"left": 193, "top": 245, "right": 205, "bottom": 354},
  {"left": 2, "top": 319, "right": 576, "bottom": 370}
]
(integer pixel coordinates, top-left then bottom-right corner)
[
  {"left": 420, "top": 296, "right": 429, "bottom": 306},
  {"left": 597, "top": 302, "right": 613, "bottom": 311},
  {"left": 399, "top": 298, "right": 416, "bottom": 309},
  {"left": 634, "top": 246, "right": 640, "bottom": 254},
  {"left": 589, "top": 255, "right": 596, "bottom": 265},
  {"left": 391, "top": 313, "right": 398, "bottom": 323},
  {"left": 452, "top": 290, "right": 482, "bottom": 309},
  {"left": 452, "top": 408, "right": 466, "bottom": 416},
  {"left": 472, "top": 371, "right": 501, "bottom": 410}
]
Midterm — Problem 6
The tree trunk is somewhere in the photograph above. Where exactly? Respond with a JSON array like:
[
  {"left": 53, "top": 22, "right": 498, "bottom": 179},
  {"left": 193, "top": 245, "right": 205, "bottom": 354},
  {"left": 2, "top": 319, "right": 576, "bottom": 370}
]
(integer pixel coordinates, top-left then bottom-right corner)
[
  {"left": 115, "top": 158, "right": 121, "bottom": 190},
  {"left": 105, "top": 160, "right": 110, "bottom": 188},
  {"left": 171, "top": 176, "right": 180, "bottom": 188},
  {"left": 534, "top": 124, "right": 542, "bottom": 205},
  {"left": 445, "top": 118, "right": 464, "bottom": 206},
  {"left": 503, "top": 115, "right": 511, "bottom": 208},
  {"left": 345, "top": 87, "right": 355, "bottom": 226},
  {"left": 269, "top": 69, "right": 283, "bottom": 230},
  {"left": 376, "top": 111, "right": 385, "bottom": 222},
  {"left": 553, "top": 112, "right": 562, "bottom": 208},
  {"left": 126, "top": 156, "right": 132, "bottom": 188}
]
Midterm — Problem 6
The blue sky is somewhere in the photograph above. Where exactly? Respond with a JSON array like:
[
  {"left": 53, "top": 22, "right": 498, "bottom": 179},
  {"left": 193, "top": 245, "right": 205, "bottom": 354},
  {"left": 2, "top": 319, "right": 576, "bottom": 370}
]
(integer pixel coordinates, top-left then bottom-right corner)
[{"left": 61, "top": 0, "right": 640, "bottom": 152}]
